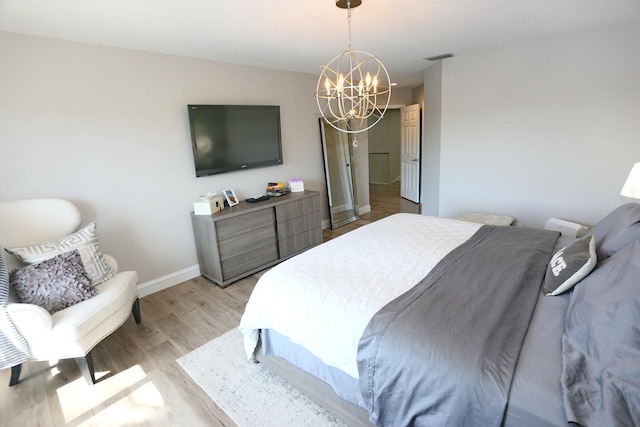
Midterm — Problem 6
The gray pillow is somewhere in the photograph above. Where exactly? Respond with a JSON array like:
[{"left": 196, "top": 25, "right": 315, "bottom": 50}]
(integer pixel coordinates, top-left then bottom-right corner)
[
  {"left": 5, "top": 222, "right": 115, "bottom": 285},
  {"left": 588, "top": 202, "right": 640, "bottom": 259},
  {"left": 9, "top": 250, "right": 97, "bottom": 314},
  {"left": 543, "top": 235, "right": 596, "bottom": 296}
]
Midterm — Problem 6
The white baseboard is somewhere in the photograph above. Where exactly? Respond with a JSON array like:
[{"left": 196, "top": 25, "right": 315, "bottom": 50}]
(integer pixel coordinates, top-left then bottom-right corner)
[
  {"left": 358, "top": 204, "right": 371, "bottom": 215},
  {"left": 138, "top": 264, "right": 201, "bottom": 298}
]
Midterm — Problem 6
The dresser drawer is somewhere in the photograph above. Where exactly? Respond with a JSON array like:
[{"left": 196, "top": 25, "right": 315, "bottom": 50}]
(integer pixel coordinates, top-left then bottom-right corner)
[
  {"left": 216, "top": 209, "right": 275, "bottom": 241},
  {"left": 275, "top": 196, "right": 320, "bottom": 223},
  {"left": 278, "top": 227, "right": 322, "bottom": 258},
  {"left": 221, "top": 244, "right": 279, "bottom": 279},
  {"left": 218, "top": 226, "right": 277, "bottom": 261},
  {"left": 277, "top": 211, "right": 321, "bottom": 240}
]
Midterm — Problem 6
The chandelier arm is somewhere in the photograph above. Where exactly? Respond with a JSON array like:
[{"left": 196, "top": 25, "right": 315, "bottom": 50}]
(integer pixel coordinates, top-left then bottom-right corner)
[{"left": 330, "top": 97, "right": 342, "bottom": 121}]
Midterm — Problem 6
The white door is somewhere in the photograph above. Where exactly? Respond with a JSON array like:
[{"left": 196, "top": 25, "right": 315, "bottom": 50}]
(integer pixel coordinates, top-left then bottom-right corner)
[{"left": 400, "top": 104, "right": 421, "bottom": 202}]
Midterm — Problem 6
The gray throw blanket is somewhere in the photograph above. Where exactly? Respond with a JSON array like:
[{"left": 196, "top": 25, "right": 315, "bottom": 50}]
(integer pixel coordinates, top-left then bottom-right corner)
[
  {"left": 0, "top": 247, "right": 31, "bottom": 370},
  {"left": 358, "top": 225, "right": 559, "bottom": 427}
]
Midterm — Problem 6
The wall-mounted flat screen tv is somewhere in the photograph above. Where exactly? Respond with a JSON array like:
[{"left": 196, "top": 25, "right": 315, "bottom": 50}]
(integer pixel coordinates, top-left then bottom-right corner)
[{"left": 187, "top": 104, "right": 283, "bottom": 177}]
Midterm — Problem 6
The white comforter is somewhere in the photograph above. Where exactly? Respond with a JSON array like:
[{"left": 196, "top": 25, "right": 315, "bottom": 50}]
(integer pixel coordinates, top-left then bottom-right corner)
[{"left": 239, "top": 213, "right": 481, "bottom": 378}]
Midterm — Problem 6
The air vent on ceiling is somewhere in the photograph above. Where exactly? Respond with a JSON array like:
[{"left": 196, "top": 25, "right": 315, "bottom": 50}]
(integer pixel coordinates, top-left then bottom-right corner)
[{"left": 425, "top": 53, "right": 454, "bottom": 61}]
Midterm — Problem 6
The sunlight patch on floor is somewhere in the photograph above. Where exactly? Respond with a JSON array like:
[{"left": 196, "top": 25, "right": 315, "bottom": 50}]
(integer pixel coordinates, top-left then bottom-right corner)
[
  {"left": 49, "top": 365, "right": 61, "bottom": 377},
  {"left": 56, "top": 365, "right": 164, "bottom": 424},
  {"left": 84, "top": 381, "right": 167, "bottom": 426}
]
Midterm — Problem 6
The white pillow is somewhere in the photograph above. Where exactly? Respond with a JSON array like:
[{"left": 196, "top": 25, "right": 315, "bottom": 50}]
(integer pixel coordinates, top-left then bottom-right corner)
[
  {"left": 543, "top": 235, "right": 597, "bottom": 296},
  {"left": 5, "top": 222, "right": 116, "bottom": 285}
]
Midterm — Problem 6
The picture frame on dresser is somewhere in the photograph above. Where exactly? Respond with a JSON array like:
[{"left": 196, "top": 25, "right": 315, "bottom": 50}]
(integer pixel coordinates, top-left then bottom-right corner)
[{"left": 223, "top": 189, "right": 239, "bottom": 207}]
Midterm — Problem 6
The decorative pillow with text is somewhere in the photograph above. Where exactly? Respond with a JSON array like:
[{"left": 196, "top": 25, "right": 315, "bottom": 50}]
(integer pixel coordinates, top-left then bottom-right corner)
[{"left": 544, "top": 235, "right": 597, "bottom": 296}]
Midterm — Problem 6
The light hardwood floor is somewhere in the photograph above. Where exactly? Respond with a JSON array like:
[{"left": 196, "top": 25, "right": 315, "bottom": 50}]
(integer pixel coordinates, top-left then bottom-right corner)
[{"left": 0, "top": 182, "right": 419, "bottom": 427}]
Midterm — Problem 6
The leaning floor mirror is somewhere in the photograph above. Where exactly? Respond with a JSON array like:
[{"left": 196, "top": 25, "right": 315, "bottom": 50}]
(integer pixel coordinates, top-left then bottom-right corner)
[{"left": 319, "top": 119, "right": 359, "bottom": 229}]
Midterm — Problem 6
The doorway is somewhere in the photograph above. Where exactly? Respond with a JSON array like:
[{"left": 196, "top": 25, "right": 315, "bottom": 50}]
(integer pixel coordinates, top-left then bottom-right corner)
[
  {"left": 368, "top": 105, "right": 421, "bottom": 203},
  {"left": 368, "top": 109, "right": 401, "bottom": 185}
]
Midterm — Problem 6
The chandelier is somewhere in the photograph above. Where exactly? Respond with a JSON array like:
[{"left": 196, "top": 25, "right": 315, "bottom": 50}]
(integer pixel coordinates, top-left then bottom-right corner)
[{"left": 315, "top": 0, "right": 391, "bottom": 135}]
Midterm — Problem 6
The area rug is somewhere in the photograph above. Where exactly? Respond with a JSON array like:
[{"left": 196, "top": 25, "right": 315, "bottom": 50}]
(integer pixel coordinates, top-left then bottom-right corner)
[{"left": 177, "top": 328, "right": 347, "bottom": 427}]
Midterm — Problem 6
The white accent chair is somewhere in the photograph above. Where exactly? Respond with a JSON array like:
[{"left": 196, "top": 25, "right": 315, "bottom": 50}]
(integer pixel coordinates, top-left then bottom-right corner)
[{"left": 0, "top": 198, "right": 140, "bottom": 386}]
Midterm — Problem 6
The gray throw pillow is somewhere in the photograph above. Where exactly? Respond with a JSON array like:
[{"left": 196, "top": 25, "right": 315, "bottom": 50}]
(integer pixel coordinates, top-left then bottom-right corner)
[
  {"left": 5, "top": 222, "right": 115, "bottom": 285},
  {"left": 588, "top": 202, "right": 640, "bottom": 259},
  {"left": 544, "top": 235, "right": 597, "bottom": 296},
  {"left": 9, "top": 250, "right": 97, "bottom": 314}
]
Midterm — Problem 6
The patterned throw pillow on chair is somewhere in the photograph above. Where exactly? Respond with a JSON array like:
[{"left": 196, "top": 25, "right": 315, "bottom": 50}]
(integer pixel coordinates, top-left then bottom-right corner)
[
  {"left": 9, "top": 250, "right": 97, "bottom": 314},
  {"left": 5, "top": 222, "right": 115, "bottom": 285}
]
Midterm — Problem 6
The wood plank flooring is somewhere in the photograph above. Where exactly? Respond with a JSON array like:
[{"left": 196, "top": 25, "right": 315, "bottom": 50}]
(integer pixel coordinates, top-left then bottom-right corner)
[
  {"left": 0, "top": 182, "right": 419, "bottom": 427},
  {"left": 323, "top": 182, "right": 421, "bottom": 241}
]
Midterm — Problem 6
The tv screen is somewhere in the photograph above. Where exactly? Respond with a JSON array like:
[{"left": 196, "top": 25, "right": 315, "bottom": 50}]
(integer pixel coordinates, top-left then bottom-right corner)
[{"left": 187, "top": 104, "right": 283, "bottom": 177}]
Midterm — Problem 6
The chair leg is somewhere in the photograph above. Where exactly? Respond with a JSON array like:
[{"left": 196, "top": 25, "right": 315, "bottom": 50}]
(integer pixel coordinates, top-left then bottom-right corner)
[
  {"left": 76, "top": 351, "right": 96, "bottom": 385},
  {"left": 9, "top": 364, "right": 22, "bottom": 387},
  {"left": 132, "top": 297, "right": 142, "bottom": 324}
]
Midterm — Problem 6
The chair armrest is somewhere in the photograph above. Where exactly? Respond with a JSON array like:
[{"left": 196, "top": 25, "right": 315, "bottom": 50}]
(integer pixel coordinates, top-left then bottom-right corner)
[
  {"left": 103, "top": 254, "right": 119, "bottom": 274},
  {"left": 6, "top": 303, "right": 53, "bottom": 337}
]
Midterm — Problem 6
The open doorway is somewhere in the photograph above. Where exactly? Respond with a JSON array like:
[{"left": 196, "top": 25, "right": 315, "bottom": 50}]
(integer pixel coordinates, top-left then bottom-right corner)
[
  {"left": 368, "top": 109, "right": 401, "bottom": 185},
  {"left": 368, "top": 105, "right": 421, "bottom": 204}
]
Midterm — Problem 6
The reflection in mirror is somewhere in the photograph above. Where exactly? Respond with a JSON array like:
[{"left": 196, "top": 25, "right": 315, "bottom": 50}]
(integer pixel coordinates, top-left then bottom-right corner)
[{"left": 319, "top": 119, "right": 359, "bottom": 229}]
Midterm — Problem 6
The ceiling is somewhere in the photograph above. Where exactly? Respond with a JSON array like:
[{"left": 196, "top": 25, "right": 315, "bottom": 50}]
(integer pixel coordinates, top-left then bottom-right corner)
[{"left": 1, "top": 0, "right": 639, "bottom": 89}]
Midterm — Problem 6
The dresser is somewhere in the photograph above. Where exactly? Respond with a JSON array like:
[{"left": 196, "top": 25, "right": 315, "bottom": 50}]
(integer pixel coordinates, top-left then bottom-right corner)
[{"left": 191, "top": 191, "right": 322, "bottom": 287}]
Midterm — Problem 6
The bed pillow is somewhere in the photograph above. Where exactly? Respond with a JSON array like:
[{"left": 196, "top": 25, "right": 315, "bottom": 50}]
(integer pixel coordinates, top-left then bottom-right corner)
[
  {"left": 5, "top": 222, "right": 115, "bottom": 285},
  {"left": 561, "top": 240, "right": 640, "bottom": 426},
  {"left": 543, "top": 235, "right": 596, "bottom": 296},
  {"left": 9, "top": 250, "right": 97, "bottom": 314},
  {"left": 588, "top": 202, "right": 640, "bottom": 259}
]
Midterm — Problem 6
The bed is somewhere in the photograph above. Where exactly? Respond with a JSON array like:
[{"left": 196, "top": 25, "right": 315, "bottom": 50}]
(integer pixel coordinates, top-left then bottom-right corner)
[{"left": 239, "top": 204, "right": 640, "bottom": 426}]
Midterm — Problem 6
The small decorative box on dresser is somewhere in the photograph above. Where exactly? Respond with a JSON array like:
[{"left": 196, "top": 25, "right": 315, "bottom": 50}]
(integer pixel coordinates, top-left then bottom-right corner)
[{"left": 191, "top": 190, "right": 322, "bottom": 287}]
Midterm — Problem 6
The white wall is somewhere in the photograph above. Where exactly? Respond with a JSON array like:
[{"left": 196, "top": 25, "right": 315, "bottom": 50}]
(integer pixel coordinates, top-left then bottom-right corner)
[
  {"left": 426, "top": 21, "right": 640, "bottom": 228},
  {"left": 422, "top": 62, "right": 443, "bottom": 216},
  {"left": 0, "top": 32, "right": 326, "bottom": 291}
]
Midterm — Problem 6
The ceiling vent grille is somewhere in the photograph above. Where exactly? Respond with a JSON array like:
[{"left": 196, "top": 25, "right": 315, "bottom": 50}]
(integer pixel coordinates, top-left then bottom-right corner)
[{"left": 425, "top": 53, "right": 454, "bottom": 61}]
